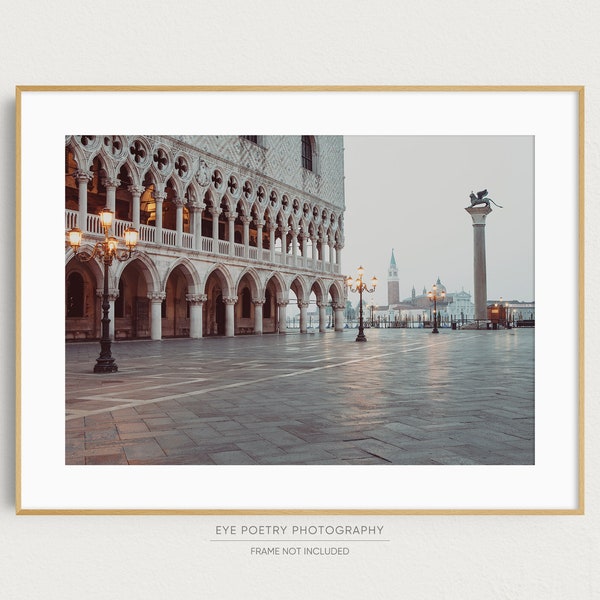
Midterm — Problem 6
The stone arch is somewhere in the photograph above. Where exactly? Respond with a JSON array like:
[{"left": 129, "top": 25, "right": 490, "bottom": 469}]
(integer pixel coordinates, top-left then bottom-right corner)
[
  {"left": 65, "top": 254, "right": 101, "bottom": 340},
  {"left": 112, "top": 253, "right": 160, "bottom": 339},
  {"left": 235, "top": 268, "right": 262, "bottom": 334},
  {"left": 203, "top": 264, "right": 235, "bottom": 336}
]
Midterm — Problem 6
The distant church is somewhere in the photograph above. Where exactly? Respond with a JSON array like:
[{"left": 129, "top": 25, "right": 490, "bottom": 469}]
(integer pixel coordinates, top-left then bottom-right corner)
[{"left": 369, "top": 249, "right": 475, "bottom": 326}]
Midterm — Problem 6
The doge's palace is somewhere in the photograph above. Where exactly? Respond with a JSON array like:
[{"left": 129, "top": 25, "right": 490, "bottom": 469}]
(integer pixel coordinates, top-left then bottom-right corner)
[{"left": 65, "top": 135, "right": 346, "bottom": 341}]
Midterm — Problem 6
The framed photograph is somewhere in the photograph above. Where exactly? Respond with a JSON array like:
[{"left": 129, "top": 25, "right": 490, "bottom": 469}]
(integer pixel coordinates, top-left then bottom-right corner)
[{"left": 16, "top": 86, "right": 583, "bottom": 513}]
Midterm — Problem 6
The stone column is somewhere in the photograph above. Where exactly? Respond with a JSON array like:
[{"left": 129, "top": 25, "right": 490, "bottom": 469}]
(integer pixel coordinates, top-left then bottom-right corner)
[
  {"left": 277, "top": 301, "right": 288, "bottom": 334},
  {"left": 127, "top": 185, "right": 144, "bottom": 230},
  {"left": 211, "top": 207, "right": 221, "bottom": 250},
  {"left": 190, "top": 203, "right": 204, "bottom": 250},
  {"left": 223, "top": 296, "right": 237, "bottom": 337},
  {"left": 328, "top": 238, "right": 335, "bottom": 270},
  {"left": 174, "top": 197, "right": 184, "bottom": 247},
  {"left": 291, "top": 227, "right": 299, "bottom": 265},
  {"left": 334, "top": 303, "right": 345, "bottom": 332},
  {"left": 227, "top": 212, "right": 237, "bottom": 256},
  {"left": 301, "top": 233, "right": 308, "bottom": 267},
  {"left": 298, "top": 300, "right": 308, "bottom": 333},
  {"left": 268, "top": 224, "right": 277, "bottom": 263},
  {"left": 241, "top": 216, "right": 251, "bottom": 257},
  {"left": 102, "top": 177, "right": 120, "bottom": 212},
  {"left": 318, "top": 302, "right": 327, "bottom": 332},
  {"left": 335, "top": 243, "right": 343, "bottom": 270},
  {"left": 256, "top": 219, "right": 265, "bottom": 254},
  {"left": 153, "top": 191, "right": 166, "bottom": 244},
  {"left": 253, "top": 299, "right": 264, "bottom": 335},
  {"left": 148, "top": 292, "right": 166, "bottom": 340},
  {"left": 186, "top": 294, "right": 207, "bottom": 338},
  {"left": 75, "top": 170, "right": 92, "bottom": 230},
  {"left": 465, "top": 205, "right": 493, "bottom": 322}
]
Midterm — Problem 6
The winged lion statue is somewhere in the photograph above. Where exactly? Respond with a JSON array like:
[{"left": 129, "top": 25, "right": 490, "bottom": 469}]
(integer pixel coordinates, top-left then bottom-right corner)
[{"left": 469, "top": 189, "right": 502, "bottom": 209}]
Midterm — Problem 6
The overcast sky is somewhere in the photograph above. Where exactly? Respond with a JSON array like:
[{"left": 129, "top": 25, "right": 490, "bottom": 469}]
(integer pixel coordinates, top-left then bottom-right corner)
[{"left": 341, "top": 136, "right": 534, "bottom": 305}]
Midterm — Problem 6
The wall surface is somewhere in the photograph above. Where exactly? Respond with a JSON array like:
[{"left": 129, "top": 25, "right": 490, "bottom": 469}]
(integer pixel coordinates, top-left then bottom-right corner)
[{"left": 2, "top": 2, "right": 598, "bottom": 598}]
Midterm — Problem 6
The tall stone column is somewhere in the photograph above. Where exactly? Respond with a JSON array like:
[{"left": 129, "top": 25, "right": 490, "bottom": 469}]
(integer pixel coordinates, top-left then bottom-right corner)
[
  {"left": 318, "top": 302, "right": 327, "bottom": 332},
  {"left": 174, "top": 197, "right": 184, "bottom": 247},
  {"left": 102, "top": 177, "right": 120, "bottom": 212},
  {"left": 227, "top": 212, "right": 237, "bottom": 256},
  {"left": 186, "top": 294, "right": 206, "bottom": 338},
  {"left": 334, "top": 303, "right": 345, "bottom": 332},
  {"left": 465, "top": 205, "right": 493, "bottom": 322},
  {"left": 127, "top": 185, "right": 144, "bottom": 230},
  {"left": 75, "top": 170, "right": 92, "bottom": 230},
  {"left": 253, "top": 299, "right": 264, "bottom": 335},
  {"left": 268, "top": 224, "right": 277, "bottom": 263},
  {"left": 211, "top": 207, "right": 221, "bottom": 250},
  {"left": 153, "top": 191, "right": 166, "bottom": 245},
  {"left": 189, "top": 202, "right": 204, "bottom": 250},
  {"left": 242, "top": 216, "right": 252, "bottom": 257},
  {"left": 256, "top": 219, "right": 265, "bottom": 255},
  {"left": 298, "top": 300, "right": 308, "bottom": 333},
  {"left": 224, "top": 296, "right": 237, "bottom": 337},
  {"left": 148, "top": 292, "right": 166, "bottom": 340},
  {"left": 277, "top": 301, "right": 288, "bottom": 333}
]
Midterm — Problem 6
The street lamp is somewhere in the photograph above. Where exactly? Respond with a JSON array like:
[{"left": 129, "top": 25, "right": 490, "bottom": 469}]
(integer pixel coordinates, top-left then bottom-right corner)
[
  {"left": 67, "top": 207, "right": 138, "bottom": 373},
  {"left": 346, "top": 266, "right": 377, "bottom": 342},
  {"left": 427, "top": 283, "right": 445, "bottom": 334}
]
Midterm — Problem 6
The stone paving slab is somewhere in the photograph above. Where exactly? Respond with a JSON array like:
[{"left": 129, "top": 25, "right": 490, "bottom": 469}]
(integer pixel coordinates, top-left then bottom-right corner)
[{"left": 65, "top": 328, "right": 534, "bottom": 465}]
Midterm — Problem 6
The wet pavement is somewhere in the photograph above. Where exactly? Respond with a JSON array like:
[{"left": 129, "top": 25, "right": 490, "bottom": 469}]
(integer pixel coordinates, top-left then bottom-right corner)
[{"left": 65, "top": 327, "right": 534, "bottom": 465}]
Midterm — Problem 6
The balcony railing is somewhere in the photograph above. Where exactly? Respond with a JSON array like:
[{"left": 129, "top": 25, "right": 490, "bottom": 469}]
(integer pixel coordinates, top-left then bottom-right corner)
[{"left": 65, "top": 209, "right": 341, "bottom": 274}]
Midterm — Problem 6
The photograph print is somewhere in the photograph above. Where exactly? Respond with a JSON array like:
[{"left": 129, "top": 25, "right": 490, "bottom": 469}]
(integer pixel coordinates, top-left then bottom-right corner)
[{"left": 64, "top": 133, "right": 535, "bottom": 468}]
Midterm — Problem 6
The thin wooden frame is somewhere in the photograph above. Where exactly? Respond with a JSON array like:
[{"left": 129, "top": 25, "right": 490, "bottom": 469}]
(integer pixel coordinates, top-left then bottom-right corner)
[{"left": 16, "top": 86, "right": 584, "bottom": 514}]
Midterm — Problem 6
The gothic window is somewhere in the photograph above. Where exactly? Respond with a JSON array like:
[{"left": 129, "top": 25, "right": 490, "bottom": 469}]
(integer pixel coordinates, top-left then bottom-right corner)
[
  {"left": 66, "top": 272, "right": 85, "bottom": 317},
  {"left": 301, "top": 136, "right": 313, "bottom": 171},
  {"left": 241, "top": 135, "right": 258, "bottom": 144},
  {"left": 241, "top": 288, "right": 251, "bottom": 318}
]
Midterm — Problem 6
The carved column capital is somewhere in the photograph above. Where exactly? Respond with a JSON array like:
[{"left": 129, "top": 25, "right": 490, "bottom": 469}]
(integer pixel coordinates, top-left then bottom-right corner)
[
  {"left": 223, "top": 296, "right": 238, "bottom": 305},
  {"left": 74, "top": 170, "right": 93, "bottom": 184},
  {"left": 152, "top": 191, "right": 167, "bottom": 202},
  {"left": 173, "top": 196, "right": 185, "bottom": 209},
  {"left": 97, "top": 289, "right": 119, "bottom": 301},
  {"left": 186, "top": 293, "right": 207, "bottom": 305},
  {"left": 102, "top": 177, "right": 121, "bottom": 189},
  {"left": 148, "top": 292, "right": 166, "bottom": 302},
  {"left": 252, "top": 298, "right": 265, "bottom": 306},
  {"left": 127, "top": 184, "right": 145, "bottom": 196}
]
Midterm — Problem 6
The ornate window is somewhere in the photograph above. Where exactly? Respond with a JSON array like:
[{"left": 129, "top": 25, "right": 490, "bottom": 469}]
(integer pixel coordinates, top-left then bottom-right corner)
[{"left": 301, "top": 136, "right": 313, "bottom": 171}]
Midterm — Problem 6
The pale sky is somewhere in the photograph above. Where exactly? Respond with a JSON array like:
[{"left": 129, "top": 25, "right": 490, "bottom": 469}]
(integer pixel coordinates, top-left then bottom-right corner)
[{"left": 341, "top": 136, "right": 535, "bottom": 305}]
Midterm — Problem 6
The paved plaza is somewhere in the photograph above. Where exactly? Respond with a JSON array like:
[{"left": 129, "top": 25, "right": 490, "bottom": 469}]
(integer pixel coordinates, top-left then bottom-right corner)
[{"left": 65, "top": 328, "right": 534, "bottom": 466}]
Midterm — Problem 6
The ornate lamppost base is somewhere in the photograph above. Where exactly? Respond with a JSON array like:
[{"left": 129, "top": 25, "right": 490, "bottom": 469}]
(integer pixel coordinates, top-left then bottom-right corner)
[
  {"left": 355, "top": 330, "right": 367, "bottom": 342},
  {"left": 94, "top": 359, "right": 118, "bottom": 373}
]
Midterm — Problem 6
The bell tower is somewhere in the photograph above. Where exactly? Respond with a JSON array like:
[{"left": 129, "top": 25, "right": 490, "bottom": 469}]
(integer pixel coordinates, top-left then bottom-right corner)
[{"left": 387, "top": 249, "right": 400, "bottom": 306}]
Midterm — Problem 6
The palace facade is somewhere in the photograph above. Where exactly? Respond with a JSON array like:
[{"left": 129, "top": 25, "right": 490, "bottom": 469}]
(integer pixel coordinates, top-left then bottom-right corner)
[{"left": 65, "top": 135, "right": 347, "bottom": 341}]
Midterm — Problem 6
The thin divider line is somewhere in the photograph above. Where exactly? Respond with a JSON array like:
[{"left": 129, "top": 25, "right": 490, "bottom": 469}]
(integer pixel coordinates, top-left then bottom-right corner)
[{"left": 209, "top": 539, "right": 390, "bottom": 542}]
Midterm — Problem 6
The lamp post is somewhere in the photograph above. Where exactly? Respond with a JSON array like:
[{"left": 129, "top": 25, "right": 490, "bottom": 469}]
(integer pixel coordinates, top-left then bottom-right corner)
[
  {"left": 427, "top": 283, "right": 445, "bottom": 334},
  {"left": 67, "top": 208, "right": 138, "bottom": 373},
  {"left": 346, "top": 266, "right": 377, "bottom": 342}
]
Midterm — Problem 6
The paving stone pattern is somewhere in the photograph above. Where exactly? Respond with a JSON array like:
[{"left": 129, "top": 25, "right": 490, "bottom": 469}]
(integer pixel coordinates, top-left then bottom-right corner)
[{"left": 66, "top": 328, "right": 534, "bottom": 465}]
